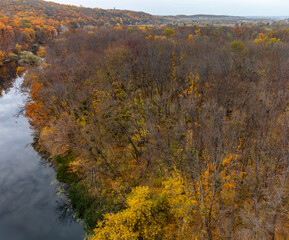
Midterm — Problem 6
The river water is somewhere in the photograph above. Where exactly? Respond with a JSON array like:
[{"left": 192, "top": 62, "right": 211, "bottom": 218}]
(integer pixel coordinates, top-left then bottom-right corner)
[{"left": 0, "top": 75, "right": 85, "bottom": 239}]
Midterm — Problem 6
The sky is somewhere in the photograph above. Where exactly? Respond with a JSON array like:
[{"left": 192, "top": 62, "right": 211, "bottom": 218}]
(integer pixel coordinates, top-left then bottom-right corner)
[{"left": 45, "top": 0, "right": 289, "bottom": 16}]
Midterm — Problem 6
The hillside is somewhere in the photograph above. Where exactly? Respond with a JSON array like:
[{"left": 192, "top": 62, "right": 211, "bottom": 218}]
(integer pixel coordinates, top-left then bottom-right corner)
[
  {"left": 0, "top": 0, "right": 155, "bottom": 26},
  {"left": 0, "top": 0, "right": 162, "bottom": 63}
]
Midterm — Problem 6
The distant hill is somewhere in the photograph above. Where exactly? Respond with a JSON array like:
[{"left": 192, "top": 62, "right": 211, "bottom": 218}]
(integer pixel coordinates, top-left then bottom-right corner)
[
  {"left": 0, "top": 0, "right": 157, "bottom": 26},
  {"left": 160, "top": 14, "right": 246, "bottom": 24},
  {"left": 169, "top": 14, "right": 244, "bottom": 19},
  {"left": 0, "top": 0, "right": 249, "bottom": 27},
  {"left": 0, "top": 0, "right": 159, "bottom": 62}
]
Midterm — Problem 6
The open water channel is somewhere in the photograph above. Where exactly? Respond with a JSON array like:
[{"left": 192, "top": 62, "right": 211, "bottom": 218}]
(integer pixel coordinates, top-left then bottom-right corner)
[{"left": 0, "top": 74, "right": 85, "bottom": 239}]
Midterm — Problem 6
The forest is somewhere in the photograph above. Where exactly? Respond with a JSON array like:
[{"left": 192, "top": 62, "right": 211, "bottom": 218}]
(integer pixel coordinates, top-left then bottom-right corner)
[
  {"left": 22, "top": 26, "right": 289, "bottom": 239},
  {"left": 0, "top": 0, "right": 157, "bottom": 64},
  {"left": 0, "top": 0, "right": 288, "bottom": 239}
]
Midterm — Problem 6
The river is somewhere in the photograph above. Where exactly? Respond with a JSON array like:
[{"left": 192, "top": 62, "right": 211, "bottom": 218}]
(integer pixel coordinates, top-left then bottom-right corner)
[{"left": 0, "top": 74, "right": 85, "bottom": 239}]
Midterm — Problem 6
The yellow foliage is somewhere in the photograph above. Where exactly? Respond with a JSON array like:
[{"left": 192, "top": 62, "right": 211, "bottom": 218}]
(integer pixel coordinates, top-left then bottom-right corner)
[
  {"left": 154, "top": 35, "right": 167, "bottom": 41},
  {"left": 37, "top": 46, "right": 46, "bottom": 57},
  {"left": 0, "top": 50, "right": 5, "bottom": 60},
  {"left": 16, "top": 66, "right": 26, "bottom": 75},
  {"left": 92, "top": 89, "right": 109, "bottom": 108},
  {"left": 7, "top": 53, "right": 16, "bottom": 59},
  {"left": 41, "top": 62, "right": 51, "bottom": 68},
  {"left": 179, "top": 73, "right": 201, "bottom": 99},
  {"left": 91, "top": 171, "right": 200, "bottom": 240},
  {"left": 195, "top": 29, "right": 201, "bottom": 36},
  {"left": 188, "top": 34, "right": 194, "bottom": 41},
  {"left": 254, "top": 33, "right": 282, "bottom": 45},
  {"left": 139, "top": 26, "right": 146, "bottom": 30},
  {"left": 68, "top": 159, "right": 83, "bottom": 173},
  {"left": 196, "top": 153, "right": 240, "bottom": 213},
  {"left": 145, "top": 34, "right": 153, "bottom": 40},
  {"left": 15, "top": 44, "right": 22, "bottom": 54},
  {"left": 163, "top": 28, "right": 175, "bottom": 38},
  {"left": 91, "top": 186, "right": 158, "bottom": 240}
]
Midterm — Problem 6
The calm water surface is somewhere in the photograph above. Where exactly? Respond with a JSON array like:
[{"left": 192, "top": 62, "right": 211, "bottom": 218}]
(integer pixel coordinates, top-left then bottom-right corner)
[{"left": 0, "top": 76, "right": 85, "bottom": 239}]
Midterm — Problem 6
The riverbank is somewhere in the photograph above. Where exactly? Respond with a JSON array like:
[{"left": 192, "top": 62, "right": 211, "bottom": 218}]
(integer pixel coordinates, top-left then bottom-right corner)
[{"left": 0, "top": 74, "right": 85, "bottom": 240}]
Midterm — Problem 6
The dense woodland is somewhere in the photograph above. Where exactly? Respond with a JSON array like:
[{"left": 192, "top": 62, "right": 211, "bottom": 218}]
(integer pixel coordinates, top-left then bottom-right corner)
[
  {"left": 0, "top": 0, "right": 157, "bottom": 63},
  {"left": 22, "top": 25, "right": 289, "bottom": 240},
  {"left": 0, "top": 0, "right": 288, "bottom": 239}
]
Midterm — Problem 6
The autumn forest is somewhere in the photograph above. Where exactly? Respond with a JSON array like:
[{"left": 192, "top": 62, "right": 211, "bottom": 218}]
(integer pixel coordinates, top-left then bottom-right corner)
[{"left": 0, "top": 0, "right": 288, "bottom": 239}]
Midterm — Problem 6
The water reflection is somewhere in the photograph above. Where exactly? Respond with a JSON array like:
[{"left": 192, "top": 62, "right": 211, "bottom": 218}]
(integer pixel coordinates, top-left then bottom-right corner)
[
  {"left": 0, "top": 73, "right": 85, "bottom": 239},
  {"left": 0, "top": 62, "right": 18, "bottom": 96}
]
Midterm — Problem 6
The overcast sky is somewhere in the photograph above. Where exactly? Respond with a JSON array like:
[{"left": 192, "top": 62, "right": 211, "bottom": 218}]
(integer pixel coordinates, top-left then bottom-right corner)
[{"left": 46, "top": 0, "right": 289, "bottom": 16}]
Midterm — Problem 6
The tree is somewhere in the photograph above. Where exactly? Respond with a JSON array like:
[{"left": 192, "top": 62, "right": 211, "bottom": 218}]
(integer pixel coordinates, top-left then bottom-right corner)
[{"left": 163, "top": 28, "right": 175, "bottom": 38}]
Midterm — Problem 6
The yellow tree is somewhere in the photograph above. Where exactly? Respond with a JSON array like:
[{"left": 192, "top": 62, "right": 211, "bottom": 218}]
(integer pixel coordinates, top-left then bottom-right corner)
[{"left": 90, "top": 171, "right": 201, "bottom": 240}]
